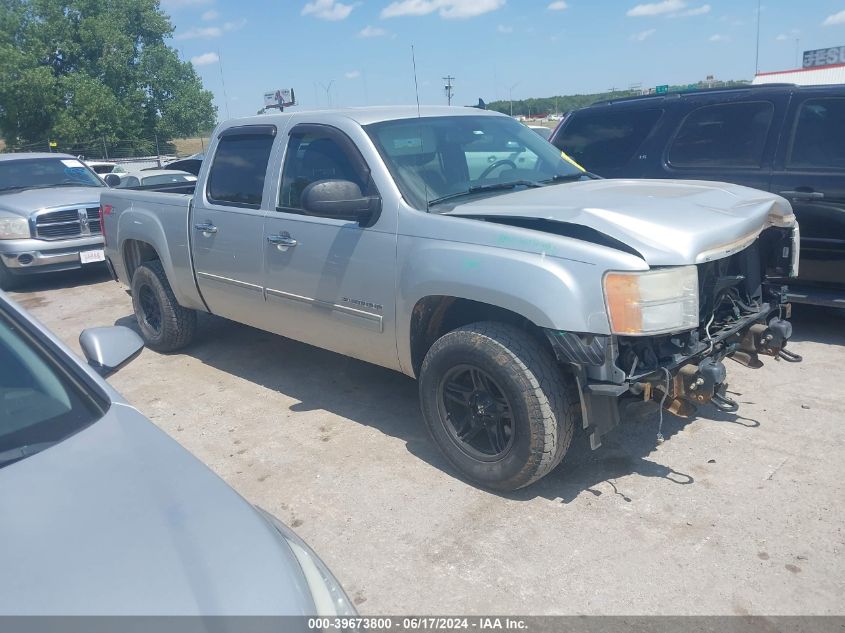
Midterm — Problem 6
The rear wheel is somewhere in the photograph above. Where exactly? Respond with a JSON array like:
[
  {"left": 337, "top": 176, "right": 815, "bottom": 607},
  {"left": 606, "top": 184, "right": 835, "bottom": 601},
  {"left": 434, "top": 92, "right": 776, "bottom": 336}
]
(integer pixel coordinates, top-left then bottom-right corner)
[
  {"left": 419, "top": 321, "right": 579, "bottom": 491},
  {"left": 130, "top": 261, "right": 196, "bottom": 352}
]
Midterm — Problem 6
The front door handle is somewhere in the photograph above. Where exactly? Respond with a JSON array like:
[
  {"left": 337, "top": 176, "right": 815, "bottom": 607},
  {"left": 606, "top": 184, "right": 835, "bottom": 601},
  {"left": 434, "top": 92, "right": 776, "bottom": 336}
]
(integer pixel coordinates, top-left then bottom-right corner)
[
  {"left": 267, "top": 232, "right": 297, "bottom": 248},
  {"left": 779, "top": 190, "right": 824, "bottom": 200},
  {"left": 194, "top": 222, "right": 218, "bottom": 234}
]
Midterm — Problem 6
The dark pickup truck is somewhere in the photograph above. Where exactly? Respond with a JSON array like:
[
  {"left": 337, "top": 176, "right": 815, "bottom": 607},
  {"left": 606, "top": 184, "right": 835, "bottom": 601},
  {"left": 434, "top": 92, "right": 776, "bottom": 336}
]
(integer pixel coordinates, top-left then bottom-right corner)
[{"left": 550, "top": 83, "right": 845, "bottom": 308}]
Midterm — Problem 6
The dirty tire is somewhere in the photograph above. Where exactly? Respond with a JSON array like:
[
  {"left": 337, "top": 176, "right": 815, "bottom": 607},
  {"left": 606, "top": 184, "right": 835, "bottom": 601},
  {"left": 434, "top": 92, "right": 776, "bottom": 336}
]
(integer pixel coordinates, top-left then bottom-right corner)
[
  {"left": 419, "top": 321, "right": 579, "bottom": 491},
  {"left": 130, "top": 261, "right": 196, "bottom": 352},
  {"left": 0, "top": 260, "right": 21, "bottom": 291}
]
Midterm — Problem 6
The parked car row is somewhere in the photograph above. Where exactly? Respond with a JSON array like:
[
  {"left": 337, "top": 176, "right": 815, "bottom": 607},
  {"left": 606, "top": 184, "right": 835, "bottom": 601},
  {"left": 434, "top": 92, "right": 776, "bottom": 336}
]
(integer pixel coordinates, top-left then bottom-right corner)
[
  {"left": 0, "top": 154, "right": 198, "bottom": 290},
  {"left": 1, "top": 99, "right": 819, "bottom": 616}
]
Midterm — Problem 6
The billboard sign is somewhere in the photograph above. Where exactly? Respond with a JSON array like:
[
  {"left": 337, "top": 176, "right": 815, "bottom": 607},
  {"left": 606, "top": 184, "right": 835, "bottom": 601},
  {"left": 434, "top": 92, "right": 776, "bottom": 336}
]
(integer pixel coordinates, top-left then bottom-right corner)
[
  {"left": 802, "top": 46, "right": 845, "bottom": 68},
  {"left": 264, "top": 89, "right": 295, "bottom": 109}
]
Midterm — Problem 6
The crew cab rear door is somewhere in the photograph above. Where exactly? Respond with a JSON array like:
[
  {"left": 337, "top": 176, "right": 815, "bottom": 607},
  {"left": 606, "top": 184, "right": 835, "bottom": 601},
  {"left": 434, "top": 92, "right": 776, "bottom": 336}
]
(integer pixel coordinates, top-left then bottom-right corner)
[
  {"left": 260, "top": 121, "right": 398, "bottom": 369},
  {"left": 772, "top": 91, "right": 845, "bottom": 289},
  {"left": 660, "top": 92, "right": 788, "bottom": 191},
  {"left": 191, "top": 124, "right": 277, "bottom": 328}
]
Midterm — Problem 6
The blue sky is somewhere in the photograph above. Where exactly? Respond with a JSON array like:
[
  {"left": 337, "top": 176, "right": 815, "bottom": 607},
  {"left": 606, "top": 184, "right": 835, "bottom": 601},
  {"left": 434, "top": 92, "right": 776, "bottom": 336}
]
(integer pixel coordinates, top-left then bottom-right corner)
[{"left": 161, "top": 0, "right": 845, "bottom": 119}]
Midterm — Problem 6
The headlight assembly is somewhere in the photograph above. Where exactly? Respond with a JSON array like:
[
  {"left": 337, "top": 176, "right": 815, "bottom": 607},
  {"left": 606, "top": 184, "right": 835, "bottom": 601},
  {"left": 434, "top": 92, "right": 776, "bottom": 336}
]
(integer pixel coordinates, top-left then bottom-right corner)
[
  {"left": 603, "top": 265, "right": 699, "bottom": 335},
  {"left": 257, "top": 507, "right": 357, "bottom": 617},
  {"left": 0, "top": 217, "right": 29, "bottom": 240}
]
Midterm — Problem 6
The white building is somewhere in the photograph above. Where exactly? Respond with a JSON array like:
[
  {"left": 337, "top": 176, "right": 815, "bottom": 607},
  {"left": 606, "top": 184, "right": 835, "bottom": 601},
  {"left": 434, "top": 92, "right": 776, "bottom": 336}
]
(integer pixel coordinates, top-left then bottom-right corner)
[{"left": 752, "top": 63, "right": 845, "bottom": 86}]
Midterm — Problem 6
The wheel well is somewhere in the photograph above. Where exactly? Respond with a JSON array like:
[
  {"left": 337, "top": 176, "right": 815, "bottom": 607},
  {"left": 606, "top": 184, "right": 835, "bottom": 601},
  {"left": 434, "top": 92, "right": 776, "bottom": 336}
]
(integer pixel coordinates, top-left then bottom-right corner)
[
  {"left": 123, "top": 239, "right": 160, "bottom": 282},
  {"left": 409, "top": 296, "right": 553, "bottom": 376}
]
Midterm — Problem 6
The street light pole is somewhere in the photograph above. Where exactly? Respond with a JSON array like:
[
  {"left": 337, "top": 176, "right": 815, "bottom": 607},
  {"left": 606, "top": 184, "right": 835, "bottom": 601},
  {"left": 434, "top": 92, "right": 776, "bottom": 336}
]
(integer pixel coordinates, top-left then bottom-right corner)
[{"left": 509, "top": 82, "right": 519, "bottom": 117}]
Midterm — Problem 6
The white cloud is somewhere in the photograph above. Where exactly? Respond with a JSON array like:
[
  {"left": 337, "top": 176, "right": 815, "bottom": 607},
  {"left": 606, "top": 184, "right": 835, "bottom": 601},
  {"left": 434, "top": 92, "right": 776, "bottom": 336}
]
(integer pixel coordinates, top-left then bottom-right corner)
[
  {"left": 191, "top": 52, "right": 219, "bottom": 66},
  {"left": 627, "top": 0, "right": 685, "bottom": 17},
  {"left": 823, "top": 10, "right": 845, "bottom": 26},
  {"left": 301, "top": 0, "right": 357, "bottom": 20},
  {"left": 380, "top": 0, "right": 506, "bottom": 20},
  {"left": 630, "top": 28, "right": 656, "bottom": 41},
  {"left": 223, "top": 18, "right": 247, "bottom": 31},
  {"left": 547, "top": 1, "right": 568, "bottom": 10},
  {"left": 201, "top": 9, "right": 218, "bottom": 20},
  {"left": 497, "top": 24, "right": 513, "bottom": 33},
  {"left": 709, "top": 33, "right": 729, "bottom": 42},
  {"left": 676, "top": 4, "right": 710, "bottom": 16},
  {"left": 345, "top": 70, "right": 361, "bottom": 79},
  {"left": 175, "top": 26, "right": 222, "bottom": 40},
  {"left": 358, "top": 24, "right": 388, "bottom": 37},
  {"left": 775, "top": 33, "right": 789, "bottom": 40}
]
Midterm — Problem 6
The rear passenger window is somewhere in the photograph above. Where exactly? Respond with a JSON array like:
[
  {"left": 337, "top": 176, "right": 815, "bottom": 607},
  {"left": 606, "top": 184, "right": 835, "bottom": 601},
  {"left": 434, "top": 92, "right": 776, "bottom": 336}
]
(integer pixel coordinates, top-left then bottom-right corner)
[
  {"left": 555, "top": 109, "right": 662, "bottom": 171},
  {"left": 668, "top": 102, "right": 773, "bottom": 168},
  {"left": 207, "top": 127, "right": 276, "bottom": 208},
  {"left": 788, "top": 98, "right": 845, "bottom": 170}
]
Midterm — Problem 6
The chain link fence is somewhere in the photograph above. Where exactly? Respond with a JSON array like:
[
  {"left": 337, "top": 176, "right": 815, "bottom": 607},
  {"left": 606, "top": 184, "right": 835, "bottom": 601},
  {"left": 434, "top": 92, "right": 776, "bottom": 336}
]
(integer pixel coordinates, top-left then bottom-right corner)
[{"left": 1, "top": 134, "right": 211, "bottom": 170}]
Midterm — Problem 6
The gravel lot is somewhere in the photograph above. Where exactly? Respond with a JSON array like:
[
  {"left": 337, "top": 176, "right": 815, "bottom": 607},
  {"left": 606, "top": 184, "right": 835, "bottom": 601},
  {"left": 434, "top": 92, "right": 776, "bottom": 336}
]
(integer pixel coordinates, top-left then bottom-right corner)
[{"left": 8, "top": 266, "right": 845, "bottom": 615}]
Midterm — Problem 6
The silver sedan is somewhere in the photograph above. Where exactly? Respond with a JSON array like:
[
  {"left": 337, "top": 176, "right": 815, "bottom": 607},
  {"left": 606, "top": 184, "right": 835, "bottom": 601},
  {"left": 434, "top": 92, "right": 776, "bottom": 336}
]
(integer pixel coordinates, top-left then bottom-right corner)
[{"left": 0, "top": 290, "right": 355, "bottom": 617}]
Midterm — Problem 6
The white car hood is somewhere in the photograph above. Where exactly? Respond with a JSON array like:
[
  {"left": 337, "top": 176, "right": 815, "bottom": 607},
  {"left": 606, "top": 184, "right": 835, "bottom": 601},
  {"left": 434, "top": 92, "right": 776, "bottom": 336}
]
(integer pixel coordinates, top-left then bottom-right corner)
[{"left": 444, "top": 179, "right": 795, "bottom": 266}]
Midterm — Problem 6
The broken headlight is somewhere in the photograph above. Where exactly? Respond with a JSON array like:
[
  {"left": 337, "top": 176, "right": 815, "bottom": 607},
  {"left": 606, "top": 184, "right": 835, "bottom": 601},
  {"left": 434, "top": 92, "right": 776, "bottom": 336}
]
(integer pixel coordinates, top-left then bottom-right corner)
[{"left": 603, "top": 265, "right": 699, "bottom": 335}]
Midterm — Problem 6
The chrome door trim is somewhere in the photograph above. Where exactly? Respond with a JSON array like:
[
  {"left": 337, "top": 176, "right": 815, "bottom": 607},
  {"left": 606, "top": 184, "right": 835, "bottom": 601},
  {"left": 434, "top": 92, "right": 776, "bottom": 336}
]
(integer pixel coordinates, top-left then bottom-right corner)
[
  {"left": 265, "top": 287, "right": 383, "bottom": 332},
  {"left": 196, "top": 271, "right": 263, "bottom": 293}
]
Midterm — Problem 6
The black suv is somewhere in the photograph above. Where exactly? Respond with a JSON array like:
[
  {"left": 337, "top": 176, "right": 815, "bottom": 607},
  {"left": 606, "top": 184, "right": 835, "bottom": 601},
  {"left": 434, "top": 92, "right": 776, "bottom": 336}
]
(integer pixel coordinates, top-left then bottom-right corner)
[{"left": 549, "top": 84, "right": 845, "bottom": 306}]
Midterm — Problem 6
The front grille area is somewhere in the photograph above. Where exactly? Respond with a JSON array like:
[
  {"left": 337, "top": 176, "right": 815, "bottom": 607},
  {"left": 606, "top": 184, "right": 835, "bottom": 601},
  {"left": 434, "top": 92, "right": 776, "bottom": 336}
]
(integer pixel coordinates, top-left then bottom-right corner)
[{"left": 35, "top": 206, "right": 101, "bottom": 240}]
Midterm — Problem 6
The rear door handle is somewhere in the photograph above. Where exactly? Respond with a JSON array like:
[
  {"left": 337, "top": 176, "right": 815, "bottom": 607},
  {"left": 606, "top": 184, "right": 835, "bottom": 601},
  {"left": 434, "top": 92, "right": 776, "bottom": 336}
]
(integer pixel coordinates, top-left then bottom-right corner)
[
  {"left": 193, "top": 222, "right": 218, "bottom": 234},
  {"left": 267, "top": 232, "right": 297, "bottom": 247},
  {"left": 779, "top": 190, "right": 824, "bottom": 200}
]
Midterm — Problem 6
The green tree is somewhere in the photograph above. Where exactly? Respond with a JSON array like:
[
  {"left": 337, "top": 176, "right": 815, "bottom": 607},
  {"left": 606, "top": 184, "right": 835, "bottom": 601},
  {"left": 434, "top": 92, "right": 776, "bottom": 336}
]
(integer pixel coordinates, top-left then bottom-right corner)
[{"left": 0, "top": 0, "right": 217, "bottom": 152}]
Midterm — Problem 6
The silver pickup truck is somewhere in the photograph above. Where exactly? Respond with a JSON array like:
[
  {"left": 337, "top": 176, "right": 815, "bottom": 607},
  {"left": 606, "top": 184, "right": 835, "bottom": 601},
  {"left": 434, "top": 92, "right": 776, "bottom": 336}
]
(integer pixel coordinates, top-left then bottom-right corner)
[
  {"left": 0, "top": 153, "right": 108, "bottom": 289},
  {"left": 102, "top": 106, "right": 801, "bottom": 491}
]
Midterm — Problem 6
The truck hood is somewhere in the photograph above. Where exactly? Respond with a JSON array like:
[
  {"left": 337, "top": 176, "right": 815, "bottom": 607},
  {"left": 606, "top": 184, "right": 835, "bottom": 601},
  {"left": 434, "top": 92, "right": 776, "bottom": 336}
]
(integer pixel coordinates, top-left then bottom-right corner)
[
  {"left": 0, "top": 186, "right": 103, "bottom": 217},
  {"left": 0, "top": 404, "right": 315, "bottom": 615},
  {"left": 444, "top": 179, "right": 795, "bottom": 266}
]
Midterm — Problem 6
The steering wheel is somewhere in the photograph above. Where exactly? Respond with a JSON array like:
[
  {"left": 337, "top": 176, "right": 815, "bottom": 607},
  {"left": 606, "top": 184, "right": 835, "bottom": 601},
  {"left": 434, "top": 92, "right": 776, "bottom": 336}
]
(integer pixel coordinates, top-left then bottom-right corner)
[{"left": 478, "top": 159, "right": 517, "bottom": 180}]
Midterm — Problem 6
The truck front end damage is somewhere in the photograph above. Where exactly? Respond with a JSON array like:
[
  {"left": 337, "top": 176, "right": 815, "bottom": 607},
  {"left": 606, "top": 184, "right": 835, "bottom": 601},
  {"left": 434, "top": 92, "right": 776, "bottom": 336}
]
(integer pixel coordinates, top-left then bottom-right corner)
[{"left": 545, "top": 225, "right": 801, "bottom": 449}]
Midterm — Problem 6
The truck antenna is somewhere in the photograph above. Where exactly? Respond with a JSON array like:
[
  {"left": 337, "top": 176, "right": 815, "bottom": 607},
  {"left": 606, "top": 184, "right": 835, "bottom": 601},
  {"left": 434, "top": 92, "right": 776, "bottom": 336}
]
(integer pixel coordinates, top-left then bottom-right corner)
[{"left": 411, "top": 45, "right": 430, "bottom": 212}]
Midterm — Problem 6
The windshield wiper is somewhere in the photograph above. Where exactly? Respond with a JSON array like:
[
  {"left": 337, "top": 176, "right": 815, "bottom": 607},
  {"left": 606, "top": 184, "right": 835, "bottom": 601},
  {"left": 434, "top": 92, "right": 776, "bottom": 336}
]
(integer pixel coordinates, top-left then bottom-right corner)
[
  {"left": 541, "top": 173, "right": 590, "bottom": 184},
  {"left": 0, "top": 441, "right": 59, "bottom": 468},
  {"left": 428, "top": 180, "right": 543, "bottom": 207}
]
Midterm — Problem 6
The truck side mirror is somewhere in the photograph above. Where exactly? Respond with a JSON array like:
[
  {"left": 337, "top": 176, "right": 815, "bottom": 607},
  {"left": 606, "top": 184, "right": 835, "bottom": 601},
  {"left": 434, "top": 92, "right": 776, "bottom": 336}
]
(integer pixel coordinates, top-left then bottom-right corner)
[
  {"left": 104, "top": 173, "right": 121, "bottom": 187},
  {"left": 301, "top": 179, "right": 381, "bottom": 226}
]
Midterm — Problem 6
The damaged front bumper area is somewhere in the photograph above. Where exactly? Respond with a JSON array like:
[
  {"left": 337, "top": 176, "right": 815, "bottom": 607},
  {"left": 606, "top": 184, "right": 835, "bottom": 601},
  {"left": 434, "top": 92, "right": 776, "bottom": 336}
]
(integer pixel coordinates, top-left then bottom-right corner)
[{"left": 545, "top": 228, "right": 801, "bottom": 449}]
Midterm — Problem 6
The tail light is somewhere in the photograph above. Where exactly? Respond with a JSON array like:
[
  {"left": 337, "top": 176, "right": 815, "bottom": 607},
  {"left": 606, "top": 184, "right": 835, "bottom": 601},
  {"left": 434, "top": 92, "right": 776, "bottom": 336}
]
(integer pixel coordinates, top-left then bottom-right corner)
[{"left": 99, "top": 204, "right": 112, "bottom": 247}]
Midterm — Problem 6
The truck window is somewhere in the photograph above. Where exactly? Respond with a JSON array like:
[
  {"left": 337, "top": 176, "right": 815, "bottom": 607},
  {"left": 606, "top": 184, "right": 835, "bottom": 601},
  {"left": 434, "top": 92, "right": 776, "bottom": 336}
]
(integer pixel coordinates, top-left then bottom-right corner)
[
  {"left": 278, "top": 132, "right": 367, "bottom": 213},
  {"left": 555, "top": 109, "right": 662, "bottom": 172},
  {"left": 668, "top": 102, "right": 773, "bottom": 168},
  {"left": 207, "top": 130, "right": 276, "bottom": 208},
  {"left": 788, "top": 98, "right": 845, "bottom": 170}
]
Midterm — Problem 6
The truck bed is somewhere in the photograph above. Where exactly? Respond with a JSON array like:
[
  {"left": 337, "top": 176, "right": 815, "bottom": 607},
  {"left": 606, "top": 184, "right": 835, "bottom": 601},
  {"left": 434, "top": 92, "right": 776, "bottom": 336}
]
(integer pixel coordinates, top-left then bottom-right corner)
[{"left": 100, "top": 187, "right": 207, "bottom": 312}]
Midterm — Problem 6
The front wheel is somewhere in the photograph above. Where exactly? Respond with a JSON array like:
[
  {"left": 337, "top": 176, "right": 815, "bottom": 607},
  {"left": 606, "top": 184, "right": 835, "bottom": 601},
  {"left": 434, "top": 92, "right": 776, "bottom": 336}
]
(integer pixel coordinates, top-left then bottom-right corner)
[
  {"left": 130, "top": 261, "right": 196, "bottom": 352},
  {"left": 0, "top": 260, "right": 21, "bottom": 291},
  {"left": 419, "top": 322, "right": 579, "bottom": 491}
]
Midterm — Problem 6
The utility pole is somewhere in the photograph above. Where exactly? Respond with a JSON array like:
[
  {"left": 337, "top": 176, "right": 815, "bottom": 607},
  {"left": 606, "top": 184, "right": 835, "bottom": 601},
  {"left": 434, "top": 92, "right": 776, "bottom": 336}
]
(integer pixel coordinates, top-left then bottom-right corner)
[
  {"left": 795, "top": 38, "right": 800, "bottom": 68},
  {"left": 320, "top": 80, "right": 334, "bottom": 108},
  {"left": 509, "top": 82, "right": 519, "bottom": 117},
  {"left": 443, "top": 75, "right": 455, "bottom": 106},
  {"left": 754, "top": 0, "right": 761, "bottom": 75}
]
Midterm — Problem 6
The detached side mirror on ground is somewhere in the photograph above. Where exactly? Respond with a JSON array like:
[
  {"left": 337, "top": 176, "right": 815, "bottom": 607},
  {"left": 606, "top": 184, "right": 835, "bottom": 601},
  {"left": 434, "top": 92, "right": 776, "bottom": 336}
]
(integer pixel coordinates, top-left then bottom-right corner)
[
  {"left": 103, "top": 173, "right": 121, "bottom": 187},
  {"left": 79, "top": 326, "right": 144, "bottom": 377},
  {"left": 301, "top": 179, "right": 381, "bottom": 226}
]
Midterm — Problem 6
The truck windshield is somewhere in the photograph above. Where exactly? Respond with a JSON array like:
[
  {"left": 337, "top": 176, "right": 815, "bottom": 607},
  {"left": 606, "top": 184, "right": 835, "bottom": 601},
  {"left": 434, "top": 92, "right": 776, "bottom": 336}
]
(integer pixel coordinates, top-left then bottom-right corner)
[
  {"left": 0, "top": 157, "right": 104, "bottom": 193},
  {"left": 0, "top": 306, "right": 105, "bottom": 468},
  {"left": 365, "top": 115, "right": 586, "bottom": 211}
]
